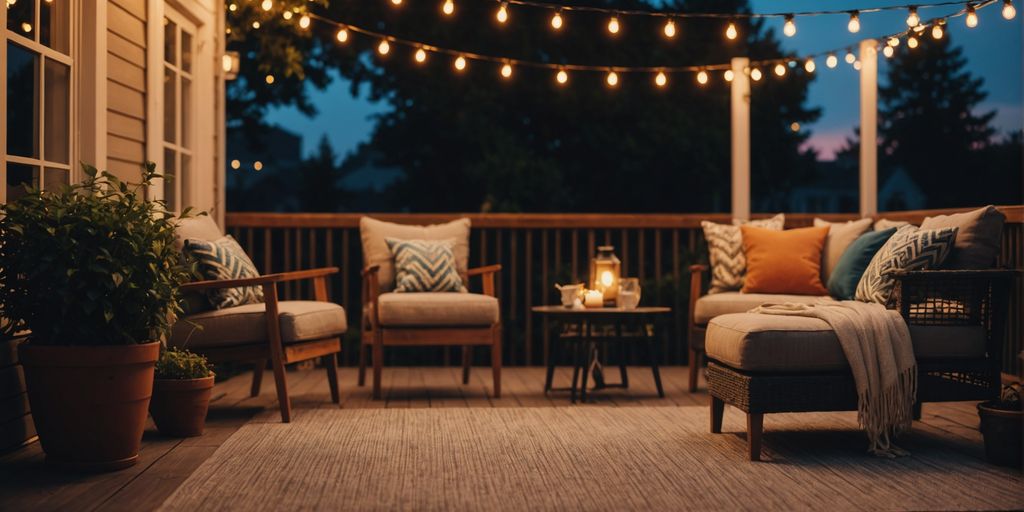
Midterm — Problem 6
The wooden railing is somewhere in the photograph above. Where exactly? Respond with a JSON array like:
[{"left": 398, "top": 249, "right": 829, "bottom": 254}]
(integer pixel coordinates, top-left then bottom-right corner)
[{"left": 225, "top": 206, "right": 1023, "bottom": 376}]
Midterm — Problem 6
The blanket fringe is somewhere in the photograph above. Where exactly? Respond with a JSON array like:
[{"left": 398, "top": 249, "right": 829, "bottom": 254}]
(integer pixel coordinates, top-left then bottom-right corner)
[{"left": 859, "top": 365, "right": 918, "bottom": 457}]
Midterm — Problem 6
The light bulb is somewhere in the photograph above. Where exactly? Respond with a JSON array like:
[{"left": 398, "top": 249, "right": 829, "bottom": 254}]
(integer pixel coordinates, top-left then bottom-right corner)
[
  {"left": 228, "top": 3, "right": 237, "bottom": 12},
  {"left": 853, "top": 60, "right": 862, "bottom": 71},
  {"left": 261, "top": 0, "right": 272, "bottom": 11},
  {"left": 377, "top": 40, "right": 390, "bottom": 55},
  {"left": 908, "top": 36, "right": 919, "bottom": 48},
  {"left": 697, "top": 70, "right": 708, "bottom": 85},
  {"left": 724, "top": 69, "right": 734, "bottom": 81},
  {"left": 607, "top": 17, "right": 620, "bottom": 34},
  {"left": 906, "top": 7, "right": 919, "bottom": 27},
  {"left": 282, "top": 10, "right": 293, "bottom": 20},
  {"left": 725, "top": 22, "right": 738, "bottom": 40},
  {"left": 826, "top": 53, "right": 838, "bottom": 68},
  {"left": 265, "top": 74, "right": 274, "bottom": 84},
  {"left": 606, "top": 71, "right": 619, "bottom": 87},
  {"left": 1003, "top": 0, "right": 1016, "bottom": 19},
  {"left": 556, "top": 69, "right": 568, "bottom": 85},
  {"left": 442, "top": 0, "right": 454, "bottom": 16},
  {"left": 253, "top": 161, "right": 263, "bottom": 171},
  {"left": 883, "top": 45, "right": 894, "bottom": 58},
  {"left": 750, "top": 68, "right": 762, "bottom": 81},
  {"left": 454, "top": 55, "right": 467, "bottom": 71},
  {"left": 847, "top": 11, "right": 860, "bottom": 33},
  {"left": 845, "top": 51, "right": 856, "bottom": 64},
  {"left": 791, "top": 122, "right": 801, "bottom": 132},
  {"left": 804, "top": 58, "right": 816, "bottom": 73},
  {"left": 298, "top": 15, "right": 310, "bottom": 29},
  {"left": 252, "top": 21, "right": 261, "bottom": 29},
  {"left": 663, "top": 19, "right": 676, "bottom": 38},
  {"left": 931, "top": 24, "right": 944, "bottom": 39},
  {"left": 501, "top": 63, "right": 513, "bottom": 78},
  {"left": 774, "top": 63, "right": 786, "bottom": 76},
  {"left": 551, "top": 11, "right": 563, "bottom": 30},
  {"left": 966, "top": 5, "right": 978, "bottom": 27},
  {"left": 391, "top": 0, "right": 402, "bottom": 5},
  {"left": 655, "top": 71, "right": 668, "bottom": 87},
  {"left": 783, "top": 15, "right": 796, "bottom": 37},
  {"left": 496, "top": 3, "right": 508, "bottom": 23},
  {"left": 336, "top": 28, "right": 349, "bottom": 43},
  {"left": 414, "top": 48, "right": 427, "bottom": 63},
  {"left": 888, "top": 37, "right": 900, "bottom": 47},
  {"left": 230, "top": 159, "right": 241, "bottom": 170}
]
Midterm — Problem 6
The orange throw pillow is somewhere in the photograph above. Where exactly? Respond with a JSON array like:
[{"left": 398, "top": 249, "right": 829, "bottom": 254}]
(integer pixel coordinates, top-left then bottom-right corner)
[{"left": 741, "top": 225, "right": 830, "bottom": 295}]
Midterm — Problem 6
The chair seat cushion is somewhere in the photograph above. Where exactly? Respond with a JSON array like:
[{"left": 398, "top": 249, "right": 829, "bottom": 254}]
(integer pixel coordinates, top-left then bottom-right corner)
[
  {"left": 706, "top": 312, "right": 987, "bottom": 372},
  {"left": 378, "top": 292, "right": 499, "bottom": 326},
  {"left": 170, "top": 301, "right": 347, "bottom": 348},
  {"left": 693, "top": 292, "right": 832, "bottom": 326}
]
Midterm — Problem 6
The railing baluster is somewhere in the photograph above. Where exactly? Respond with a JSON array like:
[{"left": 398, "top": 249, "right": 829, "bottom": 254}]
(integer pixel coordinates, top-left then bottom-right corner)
[
  {"left": 525, "top": 229, "right": 533, "bottom": 366},
  {"left": 571, "top": 229, "right": 579, "bottom": 283}
]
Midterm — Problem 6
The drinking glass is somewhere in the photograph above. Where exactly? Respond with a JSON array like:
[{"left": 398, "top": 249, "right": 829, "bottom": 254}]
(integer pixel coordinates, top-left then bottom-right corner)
[{"left": 617, "top": 278, "right": 641, "bottom": 309}]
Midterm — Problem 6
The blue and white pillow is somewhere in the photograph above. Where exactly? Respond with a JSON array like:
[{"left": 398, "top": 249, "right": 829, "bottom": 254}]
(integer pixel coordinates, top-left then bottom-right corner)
[
  {"left": 855, "top": 226, "right": 958, "bottom": 306},
  {"left": 184, "top": 235, "right": 264, "bottom": 309},
  {"left": 386, "top": 238, "right": 467, "bottom": 293}
]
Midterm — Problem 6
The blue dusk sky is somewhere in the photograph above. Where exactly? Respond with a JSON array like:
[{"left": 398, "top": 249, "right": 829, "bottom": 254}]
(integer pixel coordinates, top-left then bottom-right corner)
[{"left": 265, "top": 0, "right": 1023, "bottom": 161}]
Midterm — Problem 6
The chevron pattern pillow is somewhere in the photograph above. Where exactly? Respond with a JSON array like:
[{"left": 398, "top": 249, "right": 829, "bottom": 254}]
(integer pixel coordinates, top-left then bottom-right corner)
[
  {"left": 855, "top": 226, "right": 959, "bottom": 306},
  {"left": 386, "top": 238, "right": 467, "bottom": 293},
  {"left": 184, "top": 235, "right": 264, "bottom": 309},
  {"left": 701, "top": 214, "right": 785, "bottom": 293}
]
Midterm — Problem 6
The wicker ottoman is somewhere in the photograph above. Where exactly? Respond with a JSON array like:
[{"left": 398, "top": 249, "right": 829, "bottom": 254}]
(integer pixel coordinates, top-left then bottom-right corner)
[{"left": 704, "top": 312, "right": 991, "bottom": 461}]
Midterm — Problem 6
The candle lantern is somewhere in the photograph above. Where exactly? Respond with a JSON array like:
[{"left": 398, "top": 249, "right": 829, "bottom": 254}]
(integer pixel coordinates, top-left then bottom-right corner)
[{"left": 590, "top": 245, "right": 621, "bottom": 304}]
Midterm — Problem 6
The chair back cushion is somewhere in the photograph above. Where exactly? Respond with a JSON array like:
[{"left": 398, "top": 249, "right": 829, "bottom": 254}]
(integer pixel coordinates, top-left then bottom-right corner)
[
  {"left": 813, "top": 218, "right": 872, "bottom": 282},
  {"left": 174, "top": 215, "right": 223, "bottom": 251},
  {"left": 360, "top": 217, "right": 471, "bottom": 291},
  {"left": 827, "top": 227, "right": 897, "bottom": 300},
  {"left": 184, "top": 235, "right": 265, "bottom": 309},
  {"left": 701, "top": 214, "right": 784, "bottom": 294},
  {"left": 919, "top": 205, "right": 1005, "bottom": 270},
  {"left": 740, "top": 225, "right": 830, "bottom": 296},
  {"left": 855, "top": 226, "right": 958, "bottom": 306},
  {"left": 386, "top": 238, "right": 467, "bottom": 292}
]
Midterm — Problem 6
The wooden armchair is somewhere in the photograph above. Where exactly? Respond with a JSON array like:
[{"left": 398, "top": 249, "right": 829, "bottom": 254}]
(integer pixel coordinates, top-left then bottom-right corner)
[
  {"left": 358, "top": 264, "right": 503, "bottom": 400},
  {"left": 687, "top": 263, "right": 709, "bottom": 392}
]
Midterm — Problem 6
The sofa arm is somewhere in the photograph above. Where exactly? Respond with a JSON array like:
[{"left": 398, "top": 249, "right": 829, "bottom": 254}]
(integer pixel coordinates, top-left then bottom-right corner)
[
  {"left": 688, "top": 264, "right": 708, "bottom": 333},
  {"left": 893, "top": 269, "right": 1016, "bottom": 325}
]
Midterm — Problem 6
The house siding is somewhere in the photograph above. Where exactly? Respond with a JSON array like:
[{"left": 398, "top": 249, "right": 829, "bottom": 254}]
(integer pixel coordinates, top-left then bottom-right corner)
[{"left": 106, "top": 0, "right": 148, "bottom": 181}]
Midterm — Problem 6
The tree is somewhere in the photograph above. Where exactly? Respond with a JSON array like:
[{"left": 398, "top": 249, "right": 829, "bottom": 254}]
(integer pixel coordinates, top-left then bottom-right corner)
[{"left": 291, "top": 136, "right": 350, "bottom": 212}]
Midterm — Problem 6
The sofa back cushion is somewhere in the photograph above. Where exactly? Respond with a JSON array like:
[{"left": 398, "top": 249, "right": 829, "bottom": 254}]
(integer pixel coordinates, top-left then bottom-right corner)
[
  {"left": 919, "top": 205, "right": 1005, "bottom": 270},
  {"left": 360, "top": 217, "right": 471, "bottom": 292},
  {"left": 813, "top": 218, "right": 872, "bottom": 283},
  {"left": 740, "top": 225, "right": 830, "bottom": 296}
]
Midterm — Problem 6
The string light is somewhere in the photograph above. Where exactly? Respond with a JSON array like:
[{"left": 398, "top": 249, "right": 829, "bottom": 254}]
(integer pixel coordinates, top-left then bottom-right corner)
[
  {"left": 663, "top": 19, "right": 677, "bottom": 38},
  {"left": 442, "top": 0, "right": 455, "bottom": 16},
  {"left": 607, "top": 17, "right": 620, "bottom": 34},
  {"left": 888, "top": 37, "right": 900, "bottom": 46},
  {"left": 965, "top": 4, "right": 978, "bottom": 26},
  {"left": 556, "top": 68, "right": 569, "bottom": 85},
  {"left": 724, "top": 69, "right": 734, "bottom": 82},
  {"left": 750, "top": 68, "right": 762, "bottom": 81},
  {"left": 415, "top": 47, "right": 427, "bottom": 62},
  {"left": 883, "top": 45, "right": 895, "bottom": 57},
  {"left": 283, "top": 10, "right": 295, "bottom": 20},
  {"left": 261, "top": 0, "right": 272, "bottom": 11},
  {"left": 774, "top": 63, "right": 786, "bottom": 76},
  {"left": 725, "top": 21, "right": 738, "bottom": 40},
  {"left": 1003, "top": 0, "right": 1016, "bottom": 19},
  {"left": 655, "top": 71, "right": 668, "bottom": 87},
  {"left": 228, "top": 3, "right": 237, "bottom": 12},
  {"left": 336, "top": 28, "right": 349, "bottom": 43},
  {"left": 697, "top": 70, "right": 709, "bottom": 84},
  {"left": 501, "top": 62, "right": 513, "bottom": 78},
  {"left": 804, "top": 58, "right": 816, "bottom": 72},
  {"left": 908, "top": 35, "right": 919, "bottom": 48},
  {"left": 825, "top": 53, "right": 838, "bottom": 68},
  {"left": 378, "top": 39, "right": 391, "bottom": 55},
  {"left": 299, "top": 15, "right": 310, "bottom": 29},
  {"left": 853, "top": 60, "right": 862, "bottom": 70},
  {"left": 783, "top": 14, "right": 796, "bottom": 37},
  {"left": 931, "top": 23, "right": 944, "bottom": 39},
  {"left": 845, "top": 51, "right": 856, "bottom": 64},
  {"left": 496, "top": 2, "right": 509, "bottom": 23},
  {"left": 906, "top": 6, "right": 920, "bottom": 26},
  {"left": 606, "top": 70, "right": 619, "bottom": 87},
  {"left": 265, "top": 74, "right": 275, "bottom": 84},
  {"left": 252, "top": 21, "right": 261, "bottom": 29},
  {"left": 847, "top": 11, "right": 861, "bottom": 33},
  {"left": 454, "top": 55, "right": 467, "bottom": 71},
  {"left": 391, "top": 0, "right": 402, "bottom": 5},
  {"left": 551, "top": 10, "right": 563, "bottom": 29}
]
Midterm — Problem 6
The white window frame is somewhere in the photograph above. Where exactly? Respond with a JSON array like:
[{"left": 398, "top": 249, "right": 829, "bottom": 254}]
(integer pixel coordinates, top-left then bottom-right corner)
[
  {"left": 1, "top": 0, "right": 77, "bottom": 203},
  {"left": 160, "top": 6, "right": 197, "bottom": 213}
]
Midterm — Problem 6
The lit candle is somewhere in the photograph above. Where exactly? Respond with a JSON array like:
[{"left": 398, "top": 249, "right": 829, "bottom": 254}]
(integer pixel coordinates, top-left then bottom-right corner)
[{"left": 583, "top": 290, "right": 604, "bottom": 308}]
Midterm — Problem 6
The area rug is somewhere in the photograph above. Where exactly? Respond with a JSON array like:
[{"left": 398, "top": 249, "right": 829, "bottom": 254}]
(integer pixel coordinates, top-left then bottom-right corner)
[{"left": 159, "top": 407, "right": 1023, "bottom": 511}]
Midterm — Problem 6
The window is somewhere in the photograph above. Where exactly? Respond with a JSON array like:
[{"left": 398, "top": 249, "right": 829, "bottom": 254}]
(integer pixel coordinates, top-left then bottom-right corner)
[
  {"left": 162, "top": 9, "right": 195, "bottom": 213},
  {"left": 3, "top": 0, "right": 73, "bottom": 202}
]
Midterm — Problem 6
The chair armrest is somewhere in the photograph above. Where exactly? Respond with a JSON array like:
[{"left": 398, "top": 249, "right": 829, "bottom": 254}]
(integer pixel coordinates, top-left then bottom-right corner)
[
  {"left": 688, "top": 264, "right": 707, "bottom": 325},
  {"left": 893, "top": 269, "right": 1017, "bottom": 326},
  {"left": 468, "top": 264, "right": 502, "bottom": 297},
  {"left": 180, "top": 267, "right": 339, "bottom": 293},
  {"left": 361, "top": 265, "right": 382, "bottom": 327}
]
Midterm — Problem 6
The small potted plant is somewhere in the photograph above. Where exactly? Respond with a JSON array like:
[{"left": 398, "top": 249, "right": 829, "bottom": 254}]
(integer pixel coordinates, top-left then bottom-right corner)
[
  {"left": 0, "top": 163, "right": 193, "bottom": 470},
  {"left": 977, "top": 383, "right": 1022, "bottom": 468},
  {"left": 150, "top": 348, "right": 215, "bottom": 437}
]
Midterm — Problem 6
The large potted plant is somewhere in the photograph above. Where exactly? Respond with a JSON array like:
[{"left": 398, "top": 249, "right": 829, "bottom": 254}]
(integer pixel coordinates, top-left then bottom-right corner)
[
  {"left": 977, "top": 384, "right": 1022, "bottom": 468},
  {"left": 150, "top": 348, "right": 215, "bottom": 437},
  {"left": 0, "top": 163, "right": 193, "bottom": 471}
]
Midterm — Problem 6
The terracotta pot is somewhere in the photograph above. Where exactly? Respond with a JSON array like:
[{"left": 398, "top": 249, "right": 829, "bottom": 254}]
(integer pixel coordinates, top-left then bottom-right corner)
[
  {"left": 977, "top": 401, "right": 1023, "bottom": 468},
  {"left": 150, "top": 375, "right": 215, "bottom": 437},
  {"left": 18, "top": 342, "right": 159, "bottom": 471}
]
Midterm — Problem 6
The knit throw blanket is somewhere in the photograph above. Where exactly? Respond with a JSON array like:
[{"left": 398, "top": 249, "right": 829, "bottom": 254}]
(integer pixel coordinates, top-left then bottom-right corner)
[{"left": 749, "top": 301, "right": 918, "bottom": 457}]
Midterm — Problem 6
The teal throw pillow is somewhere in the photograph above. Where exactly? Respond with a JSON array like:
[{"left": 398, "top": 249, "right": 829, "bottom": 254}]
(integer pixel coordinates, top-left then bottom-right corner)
[
  {"left": 827, "top": 228, "right": 897, "bottom": 300},
  {"left": 386, "top": 238, "right": 467, "bottom": 293}
]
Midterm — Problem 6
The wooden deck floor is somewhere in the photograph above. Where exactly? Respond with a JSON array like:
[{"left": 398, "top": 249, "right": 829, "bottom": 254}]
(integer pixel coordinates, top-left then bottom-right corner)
[{"left": 0, "top": 366, "right": 991, "bottom": 511}]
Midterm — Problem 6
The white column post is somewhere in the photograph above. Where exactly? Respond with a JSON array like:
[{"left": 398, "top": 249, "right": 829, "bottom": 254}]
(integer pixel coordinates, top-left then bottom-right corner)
[
  {"left": 730, "top": 57, "right": 751, "bottom": 220},
  {"left": 79, "top": 1, "right": 108, "bottom": 176},
  {"left": 859, "top": 40, "right": 878, "bottom": 216}
]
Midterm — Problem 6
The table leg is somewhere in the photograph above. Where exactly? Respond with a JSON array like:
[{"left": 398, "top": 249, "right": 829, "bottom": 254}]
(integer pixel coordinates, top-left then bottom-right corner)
[
  {"left": 544, "top": 331, "right": 559, "bottom": 393},
  {"left": 580, "top": 321, "right": 594, "bottom": 403},
  {"left": 617, "top": 320, "right": 628, "bottom": 388},
  {"left": 570, "top": 338, "right": 582, "bottom": 404},
  {"left": 648, "top": 321, "right": 665, "bottom": 398}
]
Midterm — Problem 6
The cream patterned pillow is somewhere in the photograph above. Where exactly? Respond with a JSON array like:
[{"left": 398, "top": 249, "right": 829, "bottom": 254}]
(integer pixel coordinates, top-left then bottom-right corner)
[
  {"left": 183, "top": 235, "right": 264, "bottom": 309},
  {"left": 855, "top": 226, "right": 958, "bottom": 306},
  {"left": 701, "top": 214, "right": 785, "bottom": 293},
  {"left": 386, "top": 238, "right": 467, "bottom": 293}
]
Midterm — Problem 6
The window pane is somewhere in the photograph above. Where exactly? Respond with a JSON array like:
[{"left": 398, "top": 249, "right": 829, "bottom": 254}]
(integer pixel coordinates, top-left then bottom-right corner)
[
  {"left": 181, "top": 153, "right": 191, "bottom": 209},
  {"left": 163, "top": 19, "right": 177, "bottom": 65},
  {"left": 7, "top": 43, "right": 40, "bottom": 158},
  {"left": 6, "top": 0, "right": 34, "bottom": 37},
  {"left": 44, "top": 59, "right": 70, "bottom": 164},
  {"left": 181, "top": 30, "right": 193, "bottom": 74},
  {"left": 181, "top": 77, "right": 191, "bottom": 149},
  {"left": 163, "top": 67, "right": 176, "bottom": 143},
  {"left": 6, "top": 163, "right": 38, "bottom": 202},
  {"left": 43, "top": 167, "right": 69, "bottom": 191},
  {"left": 40, "top": 0, "right": 70, "bottom": 54},
  {"left": 164, "top": 148, "right": 177, "bottom": 211}
]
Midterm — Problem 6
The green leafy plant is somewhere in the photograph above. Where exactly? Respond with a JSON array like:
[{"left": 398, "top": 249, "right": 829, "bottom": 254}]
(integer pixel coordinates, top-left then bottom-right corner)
[
  {"left": 155, "top": 348, "right": 213, "bottom": 380},
  {"left": 0, "top": 163, "right": 196, "bottom": 346}
]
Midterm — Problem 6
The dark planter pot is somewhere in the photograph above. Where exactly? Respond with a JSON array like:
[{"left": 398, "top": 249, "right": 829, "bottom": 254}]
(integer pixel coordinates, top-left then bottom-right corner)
[
  {"left": 150, "top": 375, "right": 215, "bottom": 437},
  {"left": 18, "top": 342, "right": 159, "bottom": 471},
  {"left": 977, "top": 401, "right": 1023, "bottom": 469}
]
